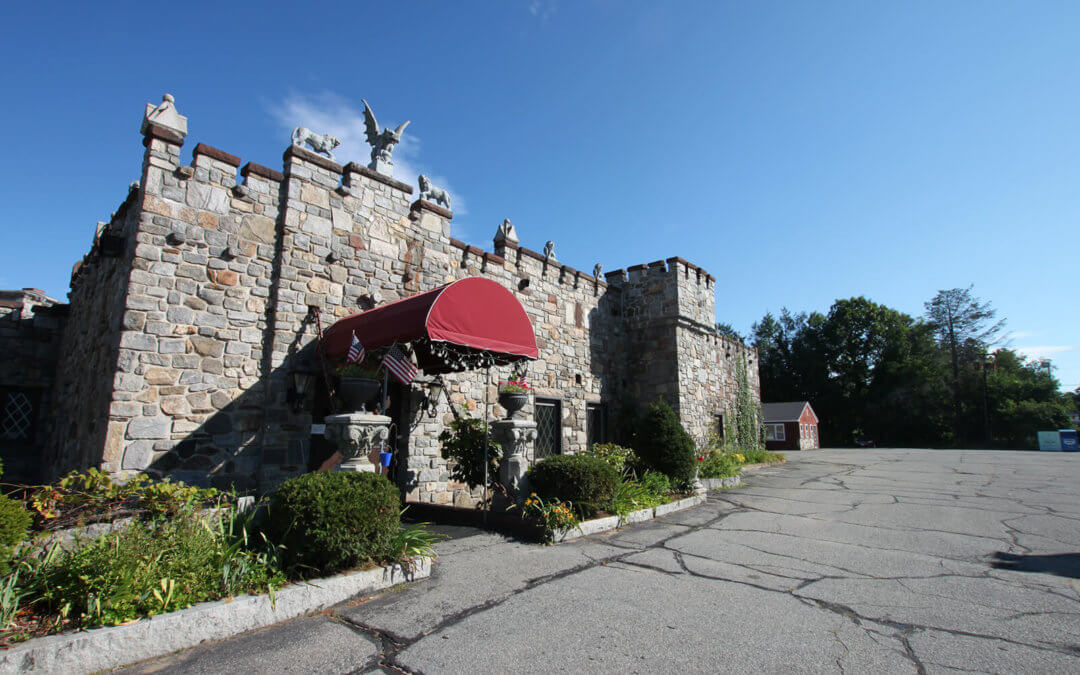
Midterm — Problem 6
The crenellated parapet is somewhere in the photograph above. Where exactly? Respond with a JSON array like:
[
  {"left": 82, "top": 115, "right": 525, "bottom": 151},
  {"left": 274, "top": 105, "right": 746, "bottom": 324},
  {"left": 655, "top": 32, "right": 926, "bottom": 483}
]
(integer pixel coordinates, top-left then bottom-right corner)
[{"left": 37, "top": 91, "right": 759, "bottom": 499}]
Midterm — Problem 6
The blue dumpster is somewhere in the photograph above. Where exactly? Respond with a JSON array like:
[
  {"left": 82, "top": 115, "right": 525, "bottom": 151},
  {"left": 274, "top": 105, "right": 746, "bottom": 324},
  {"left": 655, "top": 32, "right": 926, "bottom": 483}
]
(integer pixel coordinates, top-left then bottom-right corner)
[{"left": 1061, "top": 430, "right": 1079, "bottom": 452}]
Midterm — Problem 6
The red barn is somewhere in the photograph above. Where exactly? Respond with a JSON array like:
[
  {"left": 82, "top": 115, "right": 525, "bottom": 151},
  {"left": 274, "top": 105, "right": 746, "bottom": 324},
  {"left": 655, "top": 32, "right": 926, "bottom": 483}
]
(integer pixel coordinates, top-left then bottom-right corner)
[{"left": 762, "top": 401, "right": 820, "bottom": 451}]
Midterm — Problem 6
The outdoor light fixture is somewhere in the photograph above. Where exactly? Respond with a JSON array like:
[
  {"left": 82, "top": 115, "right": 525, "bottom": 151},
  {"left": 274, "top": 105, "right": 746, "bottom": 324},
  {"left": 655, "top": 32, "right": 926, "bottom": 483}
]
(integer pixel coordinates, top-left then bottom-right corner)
[
  {"left": 287, "top": 368, "right": 318, "bottom": 413},
  {"left": 425, "top": 376, "right": 446, "bottom": 418}
]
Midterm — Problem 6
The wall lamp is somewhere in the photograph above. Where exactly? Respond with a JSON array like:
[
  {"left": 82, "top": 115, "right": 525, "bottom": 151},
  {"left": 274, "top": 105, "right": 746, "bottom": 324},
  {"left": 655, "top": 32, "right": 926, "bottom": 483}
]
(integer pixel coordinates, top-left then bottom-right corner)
[
  {"left": 424, "top": 375, "right": 446, "bottom": 418},
  {"left": 287, "top": 368, "right": 318, "bottom": 413}
]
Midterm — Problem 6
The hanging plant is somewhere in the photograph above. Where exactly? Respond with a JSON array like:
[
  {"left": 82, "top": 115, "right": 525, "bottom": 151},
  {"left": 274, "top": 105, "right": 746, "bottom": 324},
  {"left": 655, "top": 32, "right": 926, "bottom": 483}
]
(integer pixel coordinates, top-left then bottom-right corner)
[{"left": 438, "top": 418, "right": 502, "bottom": 489}]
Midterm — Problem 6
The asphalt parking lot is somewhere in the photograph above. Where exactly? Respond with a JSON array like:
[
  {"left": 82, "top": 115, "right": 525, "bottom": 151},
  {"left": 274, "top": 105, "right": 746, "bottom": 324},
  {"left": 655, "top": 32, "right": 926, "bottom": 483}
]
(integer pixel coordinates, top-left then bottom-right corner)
[{"left": 123, "top": 448, "right": 1080, "bottom": 673}]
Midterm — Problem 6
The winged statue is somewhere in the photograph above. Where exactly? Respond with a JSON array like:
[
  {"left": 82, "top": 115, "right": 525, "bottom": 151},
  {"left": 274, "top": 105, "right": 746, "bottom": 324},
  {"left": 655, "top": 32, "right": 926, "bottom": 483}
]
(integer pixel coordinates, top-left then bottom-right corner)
[{"left": 361, "top": 99, "right": 410, "bottom": 167}]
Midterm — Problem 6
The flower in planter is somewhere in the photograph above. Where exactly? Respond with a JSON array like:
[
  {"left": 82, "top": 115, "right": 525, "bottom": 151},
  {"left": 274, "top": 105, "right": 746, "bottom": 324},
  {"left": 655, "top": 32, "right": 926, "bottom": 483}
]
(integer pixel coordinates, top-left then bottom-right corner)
[{"left": 498, "top": 379, "right": 531, "bottom": 394}]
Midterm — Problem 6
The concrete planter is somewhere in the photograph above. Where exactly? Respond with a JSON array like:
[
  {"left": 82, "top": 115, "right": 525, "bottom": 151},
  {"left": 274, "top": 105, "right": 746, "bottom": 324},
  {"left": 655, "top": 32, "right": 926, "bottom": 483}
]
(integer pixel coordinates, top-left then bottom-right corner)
[{"left": 0, "top": 559, "right": 432, "bottom": 674}]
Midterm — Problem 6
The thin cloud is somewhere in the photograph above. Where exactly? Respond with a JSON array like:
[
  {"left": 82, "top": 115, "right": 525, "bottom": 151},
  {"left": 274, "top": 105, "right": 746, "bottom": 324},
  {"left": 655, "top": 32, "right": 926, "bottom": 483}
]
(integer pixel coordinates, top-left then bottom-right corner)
[
  {"left": 267, "top": 92, "right": 468, "bottom": 217},
  {"left": 1004, "top": 329, "right": 1038, "bottom": 341},
  {"left": 529, "top": 0, "right": 557, "bottom": 21},
  {"left": 1014, "top": 345, "right": 1075, "bottom": 360}
]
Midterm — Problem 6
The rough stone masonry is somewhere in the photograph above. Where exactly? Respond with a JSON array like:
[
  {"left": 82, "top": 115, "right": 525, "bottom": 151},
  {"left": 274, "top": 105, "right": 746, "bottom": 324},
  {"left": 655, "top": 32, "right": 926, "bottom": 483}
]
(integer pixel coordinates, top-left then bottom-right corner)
[{"left": 0, "top": 94, "right": 759, "bottom": 505}]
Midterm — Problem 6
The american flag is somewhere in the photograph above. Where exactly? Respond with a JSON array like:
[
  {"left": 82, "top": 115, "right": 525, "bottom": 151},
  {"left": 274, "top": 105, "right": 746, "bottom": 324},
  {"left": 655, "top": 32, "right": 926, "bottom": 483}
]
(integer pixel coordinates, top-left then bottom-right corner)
[
  {"left": 346, "top": 332, "right": 365, "bottom": 363},
  {"left": 382, "top": 344, "right": 417, "bottom": 384}
]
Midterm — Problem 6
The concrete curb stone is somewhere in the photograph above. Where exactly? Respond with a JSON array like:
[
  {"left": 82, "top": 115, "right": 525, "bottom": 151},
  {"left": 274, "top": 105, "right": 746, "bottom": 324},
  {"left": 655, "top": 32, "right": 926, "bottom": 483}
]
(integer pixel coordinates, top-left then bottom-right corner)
[
  {"left": 700, "top": 475, "right": 742, "bottom": 490},
  {"left": 653, "top": 494, "right": 706, "bottom": 517},
  {"left": 0, "top": 559, "right": 432, "bottom": 674}
]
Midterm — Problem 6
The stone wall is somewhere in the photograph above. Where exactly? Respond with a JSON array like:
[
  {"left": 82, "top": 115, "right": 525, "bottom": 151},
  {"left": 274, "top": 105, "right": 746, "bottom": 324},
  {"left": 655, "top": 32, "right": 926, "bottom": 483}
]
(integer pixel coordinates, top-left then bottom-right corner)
[
  {"left": 37, "top": 93, "right": 760, "bottom": 503},
  {"left": 0, "top": 290, "right": 64, "bottom": 482}
]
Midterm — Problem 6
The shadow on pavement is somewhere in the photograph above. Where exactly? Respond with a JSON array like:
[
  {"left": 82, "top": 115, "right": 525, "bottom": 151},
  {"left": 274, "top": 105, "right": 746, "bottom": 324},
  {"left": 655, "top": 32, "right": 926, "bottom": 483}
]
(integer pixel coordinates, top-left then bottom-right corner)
[{"left": 990, "top": 551, "right": 1080, "bottom": 579}]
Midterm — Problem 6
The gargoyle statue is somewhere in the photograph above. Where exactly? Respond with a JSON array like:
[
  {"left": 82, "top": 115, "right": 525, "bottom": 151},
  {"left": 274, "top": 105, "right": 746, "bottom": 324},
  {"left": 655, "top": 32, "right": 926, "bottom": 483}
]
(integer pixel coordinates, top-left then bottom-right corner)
[
  {"left": 362, "top": 98, "right": 410, "bottom": 167},
  {"left": 418, "top": 175, "right": 451, "bottom": 210},
  {"left": 544, "top": 241, "right": 556, "bottom": 261}
]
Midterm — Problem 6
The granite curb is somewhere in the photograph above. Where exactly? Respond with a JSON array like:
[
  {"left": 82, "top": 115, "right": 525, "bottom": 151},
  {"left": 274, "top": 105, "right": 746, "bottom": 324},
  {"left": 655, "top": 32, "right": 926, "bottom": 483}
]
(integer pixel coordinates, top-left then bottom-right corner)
[
  {"left": 553, "top": 494, "right": 708, "bottom": 543},
  {"left": 0, "top": 559, "right": 432, "bottom": 674},
  {"left": 550, "top": 461, "right": 786, "bottom": 543}
]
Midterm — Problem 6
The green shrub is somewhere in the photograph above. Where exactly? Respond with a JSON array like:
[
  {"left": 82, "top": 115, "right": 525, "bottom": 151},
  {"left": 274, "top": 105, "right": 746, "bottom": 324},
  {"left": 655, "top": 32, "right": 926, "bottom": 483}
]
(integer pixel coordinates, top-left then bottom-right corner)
[
  {"left": 698, "top": 452, "right": 742, "bottom": 479},
  {"left": 527, "top": 454, "right": 620, "bottom": 518},
  {"left": 0, "top": 495, "right": 31, "bottom": 575},
  {"left": 739, "top": 449, "right": 785, "bottom": 465},
  {"left": 640, "top": 471, "right": 672, "bottom": 498},
  {"left": 635, "top": 399, "right": 698, "bottom": 488},
  {"left": 30, "top": 511, "right": 283, "bottom": 629},
  {"left": 28, "top": 469, "right": 220, "bottom": 528},
  {"left": 268, "top": 472, "right": 400, "bottom": 575},
  {"left": 581, "top": 443, "right": 637, "bottom": 474},
  {"left": 609, "top": 479, "right": 663, "bottom": 516}
]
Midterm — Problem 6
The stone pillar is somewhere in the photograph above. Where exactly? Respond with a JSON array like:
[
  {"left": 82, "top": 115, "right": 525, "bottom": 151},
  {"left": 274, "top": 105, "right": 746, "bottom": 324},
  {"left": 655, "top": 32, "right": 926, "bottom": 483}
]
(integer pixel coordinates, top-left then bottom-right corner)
[
  {"left": 492, "top": 419, "right": 537, "bottom": 499},
  {"left": 324, "top": 412, "right": 391, "bottom": 473}
]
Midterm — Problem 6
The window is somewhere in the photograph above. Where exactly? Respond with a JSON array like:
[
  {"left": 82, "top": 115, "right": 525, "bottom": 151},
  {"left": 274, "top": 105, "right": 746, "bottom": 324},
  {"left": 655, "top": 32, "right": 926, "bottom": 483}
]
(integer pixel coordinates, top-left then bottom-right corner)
[
  {"left": 716, "top": 414, "right": 725, "bottom": 441},
  {"left": 586, "top": 403, "right": 606, "bottom": 448},
  {"left": 0, "top": 390, "right": 35, "bottom": 441},
  {"left": 535, "top": 398, "right": 562, "bottom": 459},
  {"left": 764, "top": 423, "right": 785, "bottom": 441}
]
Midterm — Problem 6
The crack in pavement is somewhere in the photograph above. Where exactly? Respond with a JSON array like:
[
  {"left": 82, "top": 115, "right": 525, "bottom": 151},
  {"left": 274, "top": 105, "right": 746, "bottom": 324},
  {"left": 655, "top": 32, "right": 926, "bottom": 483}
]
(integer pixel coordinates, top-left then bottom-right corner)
[{"left": 154, "top": 451, "right": 1079, "bottom": 673}]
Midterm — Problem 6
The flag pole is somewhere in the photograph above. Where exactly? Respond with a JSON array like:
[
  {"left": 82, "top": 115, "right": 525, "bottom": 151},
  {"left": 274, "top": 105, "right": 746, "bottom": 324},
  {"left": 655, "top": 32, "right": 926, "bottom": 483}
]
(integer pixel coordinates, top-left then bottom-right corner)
[{"left": 483, "top": 363, "right": 490, "bottom": 526}]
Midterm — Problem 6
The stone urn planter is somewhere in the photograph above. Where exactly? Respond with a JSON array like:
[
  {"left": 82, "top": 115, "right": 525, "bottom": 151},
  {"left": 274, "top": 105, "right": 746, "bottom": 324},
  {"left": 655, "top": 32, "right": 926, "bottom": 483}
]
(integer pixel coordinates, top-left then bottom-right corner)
[
  {"left": 338, "top": 377, "right": 382, "bottom": 412},
  {"left": 498, "top": 392, "right": 528, "bottom": 419}
]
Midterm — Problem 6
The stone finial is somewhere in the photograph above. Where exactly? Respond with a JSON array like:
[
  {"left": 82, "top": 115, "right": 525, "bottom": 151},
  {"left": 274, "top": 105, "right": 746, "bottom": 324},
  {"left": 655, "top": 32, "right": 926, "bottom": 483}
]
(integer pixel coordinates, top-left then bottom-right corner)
[
  {"left": 543, "top": 240, "right": 556, "bottom": 261},
  {"left": 494, "top": 219, "right": 519, "bottom": 246},
  {"left": 291, "top": 127, "right": 341, "bottom": 161},
  {"left": 362, "top": 99, "right": 409, "bottom": 176},
  {"left": 141, "top": 93, "right": 187, "bottom": 138},
  {"left": 418, "top": 175, "right": 451, "bottom": 209},
  {"left": 593, "top": 263, "right": 602, "bottom": 279}
]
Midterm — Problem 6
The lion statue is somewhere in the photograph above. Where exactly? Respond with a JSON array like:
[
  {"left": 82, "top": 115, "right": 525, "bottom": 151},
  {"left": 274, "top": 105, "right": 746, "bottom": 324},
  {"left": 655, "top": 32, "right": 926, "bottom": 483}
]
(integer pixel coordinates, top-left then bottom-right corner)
[
  {"left": 418, "top": 175, "right": 451, "bottom": 210},
  {"left": 291, "top": 127, "right": 341, "bottom": 161}
]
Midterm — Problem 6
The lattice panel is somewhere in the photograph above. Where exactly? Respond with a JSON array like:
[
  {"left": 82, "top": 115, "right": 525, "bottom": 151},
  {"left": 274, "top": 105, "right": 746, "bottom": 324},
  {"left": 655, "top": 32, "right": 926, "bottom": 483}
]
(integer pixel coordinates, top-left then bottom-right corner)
[
  {"left": 1, "top": 392, "right": 32, "bottom": 440},
  {"left": 535, "top": 400, "right": 560, "bottom": 459}
]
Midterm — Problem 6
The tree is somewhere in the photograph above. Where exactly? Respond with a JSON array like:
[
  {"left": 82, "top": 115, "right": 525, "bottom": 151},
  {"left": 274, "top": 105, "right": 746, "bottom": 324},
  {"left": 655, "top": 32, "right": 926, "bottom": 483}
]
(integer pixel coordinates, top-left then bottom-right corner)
[
  {"left": 924, "top": 287, "right": 1005, "bottom": 443},
  {"left": 753, "top": 298, "right": 949, "bottom": 447},
  {"left": 714, "top": 322, "right": 743, "bottom": 342},
  {"left": 985, "top": 349, "right": 1072, "bottom": 447}
]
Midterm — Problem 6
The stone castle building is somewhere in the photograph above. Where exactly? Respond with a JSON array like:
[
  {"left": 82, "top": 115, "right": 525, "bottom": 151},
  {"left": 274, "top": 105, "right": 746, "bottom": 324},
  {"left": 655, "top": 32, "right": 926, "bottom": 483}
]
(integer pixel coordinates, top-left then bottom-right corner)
[{"left": 0, "top": 94, "right": 759, "bottom": 504}]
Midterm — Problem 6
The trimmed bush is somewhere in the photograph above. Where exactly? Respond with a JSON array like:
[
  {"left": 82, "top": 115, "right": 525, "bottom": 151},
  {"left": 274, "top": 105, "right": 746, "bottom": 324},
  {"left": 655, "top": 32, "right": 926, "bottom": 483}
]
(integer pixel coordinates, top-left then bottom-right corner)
[
  {"left": 635, "top": 399, "right": 698, "bottom": 488},
  {"left": 527, "top": 454, "right": 620, "bottom": 518},
  {"left": 0, "top": 494, "right": 30, "bottom": 575},
  {"left": 268, "top": 472, "right": 400, "bottom": 575}
]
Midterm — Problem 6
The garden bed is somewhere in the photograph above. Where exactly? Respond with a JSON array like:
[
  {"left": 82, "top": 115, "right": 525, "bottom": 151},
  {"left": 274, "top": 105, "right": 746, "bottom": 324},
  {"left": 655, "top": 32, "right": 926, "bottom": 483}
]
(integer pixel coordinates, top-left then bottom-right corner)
[
  {"left": 0, "top": 559, "right": 431, "bottom": 674},
  {"left": 552, "top": 494, "right": 708, "bottom": 542}
]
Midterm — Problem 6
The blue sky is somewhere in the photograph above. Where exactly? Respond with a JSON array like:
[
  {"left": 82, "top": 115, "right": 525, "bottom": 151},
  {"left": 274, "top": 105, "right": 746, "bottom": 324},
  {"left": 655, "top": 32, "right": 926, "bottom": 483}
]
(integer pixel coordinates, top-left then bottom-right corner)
[{"left": 2, "top": 1, "right": 1078, "bottom": 391}]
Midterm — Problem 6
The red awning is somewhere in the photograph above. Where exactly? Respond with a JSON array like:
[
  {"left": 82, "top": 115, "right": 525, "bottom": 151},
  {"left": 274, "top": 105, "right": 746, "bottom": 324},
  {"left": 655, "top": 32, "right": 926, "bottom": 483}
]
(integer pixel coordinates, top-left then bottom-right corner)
[{"left": 321, "top": 277, "right": 538, "bottom": 374}]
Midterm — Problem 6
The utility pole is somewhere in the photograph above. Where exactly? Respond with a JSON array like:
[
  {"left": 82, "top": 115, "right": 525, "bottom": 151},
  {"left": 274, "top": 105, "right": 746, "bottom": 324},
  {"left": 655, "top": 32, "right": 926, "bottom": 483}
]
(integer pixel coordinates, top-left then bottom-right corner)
[{"left": 981, "top": 354, "right": 992, "bottom": 444}]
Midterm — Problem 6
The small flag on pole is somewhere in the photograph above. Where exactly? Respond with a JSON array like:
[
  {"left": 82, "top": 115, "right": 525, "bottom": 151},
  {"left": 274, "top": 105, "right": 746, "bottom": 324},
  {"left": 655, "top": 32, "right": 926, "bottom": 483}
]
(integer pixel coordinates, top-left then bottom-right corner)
[
  {"left": 346, "top": 332, "right": 365, "bottom": 363},
  {"left": 382, "top": 344, "right": 417, "bottom": 385}
]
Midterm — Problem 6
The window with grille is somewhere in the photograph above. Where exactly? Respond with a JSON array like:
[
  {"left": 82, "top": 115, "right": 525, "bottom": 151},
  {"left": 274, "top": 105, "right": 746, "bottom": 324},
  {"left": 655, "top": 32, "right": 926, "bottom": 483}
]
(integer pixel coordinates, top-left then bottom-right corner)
[
  {"left": 586, "top": 403, "right": 606, "bottom": 449},
  {"left": 535, "top": 398, "right": 562, "bottom": 459},
  {"left": 0, "top": 390, "right": 34, "bottom": 441}
]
